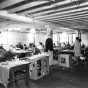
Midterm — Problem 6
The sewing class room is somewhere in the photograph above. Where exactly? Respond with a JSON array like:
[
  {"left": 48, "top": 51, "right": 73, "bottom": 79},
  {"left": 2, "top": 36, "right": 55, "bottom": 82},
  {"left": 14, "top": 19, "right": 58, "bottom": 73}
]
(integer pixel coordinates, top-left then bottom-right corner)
[{"left": 0, "top": 0, "right": 88, "bottom": 88}]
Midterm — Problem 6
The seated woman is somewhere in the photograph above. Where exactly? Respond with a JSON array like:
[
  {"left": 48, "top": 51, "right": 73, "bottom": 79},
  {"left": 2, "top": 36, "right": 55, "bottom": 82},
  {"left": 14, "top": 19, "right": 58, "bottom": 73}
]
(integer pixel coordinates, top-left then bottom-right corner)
[
  {"left": 23, "top": 44, "right": 28, "bottom": 50},
  {"left": 30, "top": 43, "right": 41, "bottom": 55},
  {"left": 37, "top": 42, "right": 44, "bottom": 53},
  {"left": 33, "top": 44, "right": 41, "bottom": 55},
  {"left": 0, "top": 46, "right": 7, "bottom": 62},
  {"left": 0, "top": 46, "right": 14, "bottom": 62},
  {"left": 16, "top": 42, "right": 23, "bottom": 49}
]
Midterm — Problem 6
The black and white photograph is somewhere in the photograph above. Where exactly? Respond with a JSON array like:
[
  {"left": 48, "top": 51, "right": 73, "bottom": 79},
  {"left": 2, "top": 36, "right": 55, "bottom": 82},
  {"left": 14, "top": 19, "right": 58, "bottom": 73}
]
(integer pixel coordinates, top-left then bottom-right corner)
[{"left": 0, "top": 0, "right": 88, "bottom": 88}]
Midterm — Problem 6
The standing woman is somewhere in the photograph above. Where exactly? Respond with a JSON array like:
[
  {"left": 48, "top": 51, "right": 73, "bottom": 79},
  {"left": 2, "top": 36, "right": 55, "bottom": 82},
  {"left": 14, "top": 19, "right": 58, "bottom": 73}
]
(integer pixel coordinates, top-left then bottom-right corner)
[
  {"left": 74, "top": 37, "right": 81, "bottom": 61},
  {"left": 45, "top": 36, "right": 53, "bottom": 66}
]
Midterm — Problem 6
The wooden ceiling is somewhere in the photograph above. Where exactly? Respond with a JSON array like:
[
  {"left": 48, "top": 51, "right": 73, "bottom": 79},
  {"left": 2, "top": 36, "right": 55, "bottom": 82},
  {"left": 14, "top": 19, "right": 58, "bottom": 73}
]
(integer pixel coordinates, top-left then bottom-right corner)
[{"left": 0, "top": 0, "right": 88, "bottom": 32}]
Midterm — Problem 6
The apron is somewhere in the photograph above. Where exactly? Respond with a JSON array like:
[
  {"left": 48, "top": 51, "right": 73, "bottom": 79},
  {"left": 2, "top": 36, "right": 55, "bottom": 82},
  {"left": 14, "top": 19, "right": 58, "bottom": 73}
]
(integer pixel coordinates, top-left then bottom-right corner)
[{"left": 48, "top": 50, "right": 53, "bottom": 66}]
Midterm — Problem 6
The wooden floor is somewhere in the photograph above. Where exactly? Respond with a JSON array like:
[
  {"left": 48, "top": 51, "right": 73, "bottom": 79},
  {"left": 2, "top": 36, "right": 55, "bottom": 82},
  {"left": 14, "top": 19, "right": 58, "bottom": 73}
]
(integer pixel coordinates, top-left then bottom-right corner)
[{"left": 0, "top": 66, "right": 88, "bottom": 88}]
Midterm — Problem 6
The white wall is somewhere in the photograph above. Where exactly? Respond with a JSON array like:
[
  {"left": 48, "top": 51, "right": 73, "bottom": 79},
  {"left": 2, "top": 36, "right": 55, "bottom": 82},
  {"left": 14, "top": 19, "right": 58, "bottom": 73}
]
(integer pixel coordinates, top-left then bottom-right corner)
[
  {"left": 0, "top": 31, "right": 35, "bottom": 50},
  {"left": 0, "top": 31, "right": 31, "bottom": 45},
  {"left": 0, "top": 31, "right": 47, "bottom": 50},
  {"left": 1, "top": 30, "right": 88, "bottom": 50},
  {"left": 35, "top": 32, "right": 47, "bottom": 45},
  {"left": 81, "top": 33, "right": 88, "bottom": 46}
]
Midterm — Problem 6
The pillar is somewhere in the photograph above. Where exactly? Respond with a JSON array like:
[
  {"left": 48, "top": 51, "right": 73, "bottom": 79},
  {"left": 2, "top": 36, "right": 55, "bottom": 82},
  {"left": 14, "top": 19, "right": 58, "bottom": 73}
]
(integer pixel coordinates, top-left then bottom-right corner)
[
  {"left": 57, "top": 32, "right": 60, "bottom": 43},
  {"left": 45, "top": 25, "right": 53, "bottom": 39},
  {"left": 78, "top": 30, "right": 81, "bottom": 39}
]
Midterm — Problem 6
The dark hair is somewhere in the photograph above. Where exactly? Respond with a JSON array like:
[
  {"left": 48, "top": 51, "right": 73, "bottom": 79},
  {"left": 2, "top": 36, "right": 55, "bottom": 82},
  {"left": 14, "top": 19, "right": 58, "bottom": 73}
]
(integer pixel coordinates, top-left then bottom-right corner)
[
  {"left": 39, "top": 42, "right": 42, "bottom": 45},
  {"left": 76, "top": 37, "right": 79, "bottom": 40},
  {"left": 29, "top": 43, "right": 33, "bottom": 47},
  {"left": 33, "top": 44, "right": 35, "bottom": 47},
  {"left": 76, "top": 37, "right": 81, "bottom": 42}
]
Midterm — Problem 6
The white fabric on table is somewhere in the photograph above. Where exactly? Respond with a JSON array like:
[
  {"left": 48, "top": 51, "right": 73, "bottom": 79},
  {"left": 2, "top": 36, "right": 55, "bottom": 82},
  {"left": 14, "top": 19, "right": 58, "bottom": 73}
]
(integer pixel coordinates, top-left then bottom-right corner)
[
  {"left": 48, "top": 50, "right": 53, "bottom": 66},
  {"left": 0, "top": 60, "right": 29, "bottom": 85}
]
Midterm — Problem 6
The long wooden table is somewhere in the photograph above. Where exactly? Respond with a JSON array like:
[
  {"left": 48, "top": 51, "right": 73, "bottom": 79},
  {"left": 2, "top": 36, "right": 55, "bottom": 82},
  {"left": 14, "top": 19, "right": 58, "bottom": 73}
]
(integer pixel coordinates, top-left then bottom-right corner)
[
  {"left": 0, "top": 60, "right": 29, "bottom": 88},
  {"left": 11, "top": 49, "right": 33, "bottom": 58}
]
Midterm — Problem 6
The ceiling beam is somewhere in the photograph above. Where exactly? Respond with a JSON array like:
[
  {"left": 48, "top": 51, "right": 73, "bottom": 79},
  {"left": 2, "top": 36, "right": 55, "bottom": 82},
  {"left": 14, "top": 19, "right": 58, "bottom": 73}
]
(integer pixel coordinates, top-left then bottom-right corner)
[
  {"left": 15, "top": 0, "right": 74, "bottom": 14},
  {"left": 41, "top": 19, "right": 88, "bottom": 30},
  {"left": 27, "top": 0, "right": 85, "bottom": 15},
  {"left": 37, "top": 13, "right": 88, "bottom": 21},
  {"left": 0, "top": 0, "right": 25, "bottom": 9},
  {"left": 9, "top": 1, "right": 49, "bottom": 12},
  {"left": 40, "top": 17, "right": 88, "bottom": 26},
  {"left": 33, "top": 5, "right": 88, "bottom": 19}
]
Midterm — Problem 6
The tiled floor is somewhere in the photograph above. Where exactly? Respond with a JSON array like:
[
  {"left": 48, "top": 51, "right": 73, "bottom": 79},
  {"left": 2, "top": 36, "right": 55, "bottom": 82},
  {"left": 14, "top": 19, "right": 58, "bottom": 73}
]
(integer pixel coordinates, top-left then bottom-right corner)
[{"left": 1, "top": 66, "right": 88, "bottom": 88}]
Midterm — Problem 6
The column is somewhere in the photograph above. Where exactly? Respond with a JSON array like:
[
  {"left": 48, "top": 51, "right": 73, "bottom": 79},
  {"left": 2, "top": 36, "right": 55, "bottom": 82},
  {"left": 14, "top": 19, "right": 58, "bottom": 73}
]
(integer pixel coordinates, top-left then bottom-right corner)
[
  {"left": 78, "top": 30, "right": 81, "bottom": 39},
  {"left": 57, "top": 32, "right": 60, "bottom": 44},
  {"left": 46, "top": 25, "right": 53, "bottom": 39}
]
